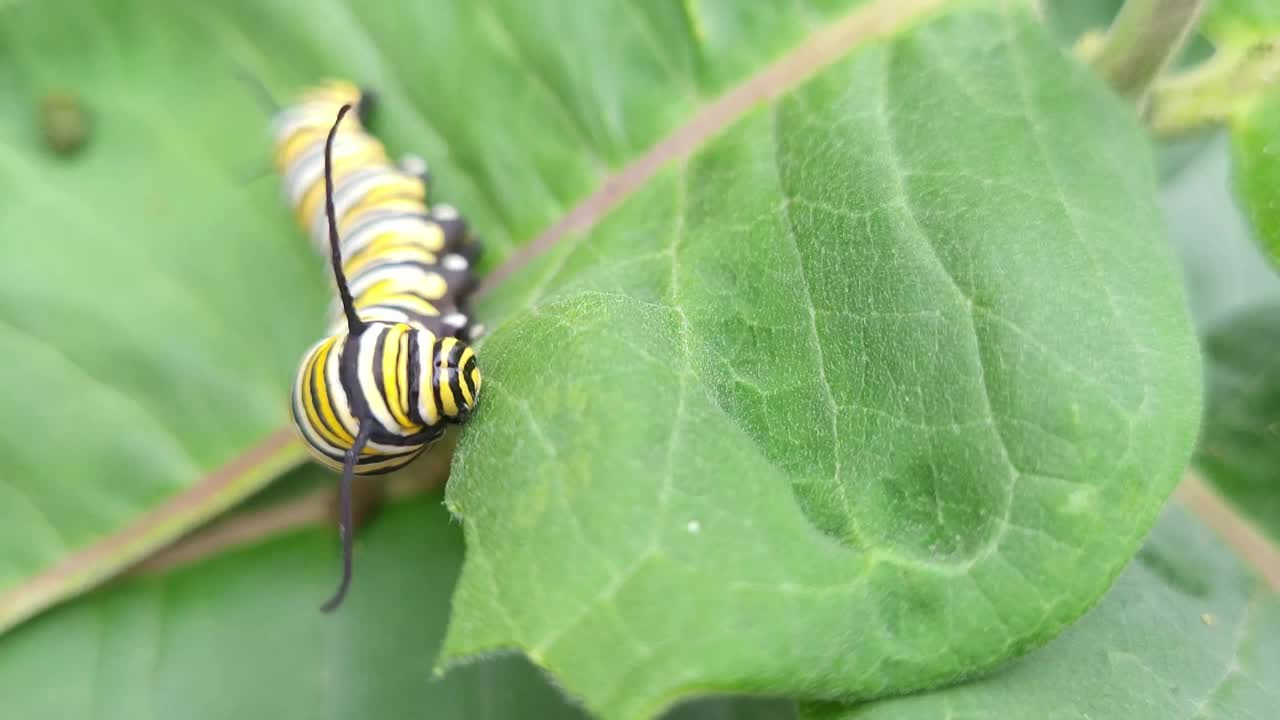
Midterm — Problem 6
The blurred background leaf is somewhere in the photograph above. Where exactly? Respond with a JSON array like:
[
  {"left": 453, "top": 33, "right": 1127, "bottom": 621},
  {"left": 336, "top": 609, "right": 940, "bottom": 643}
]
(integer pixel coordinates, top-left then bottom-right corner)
[
  {"left": 1163, "top": 133, "right": 1280, "bottom": 544},
  {"left": 0, "top": 466, "right": 803, "bottom": 719},
  {"left": 801, "top": 505, "right": 1280, "bottom": 720},
  {"left": 0, "top": 480, "right": 589, "bottom": 720}
]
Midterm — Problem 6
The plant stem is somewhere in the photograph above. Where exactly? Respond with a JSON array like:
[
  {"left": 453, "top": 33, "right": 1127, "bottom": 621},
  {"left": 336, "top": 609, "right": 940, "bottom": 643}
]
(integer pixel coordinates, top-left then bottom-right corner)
[{"left": 1091, "top": 0, "right": 1208, "bottom": 104}]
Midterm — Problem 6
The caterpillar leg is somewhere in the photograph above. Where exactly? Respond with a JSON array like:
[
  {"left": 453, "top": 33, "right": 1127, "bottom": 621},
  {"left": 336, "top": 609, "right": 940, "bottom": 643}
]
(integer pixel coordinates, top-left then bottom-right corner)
[
  {"left": 356, "top": 87, "right": 378, "bottom": 125},
  {"left": 458, "top": 235, "right": 484, "bottom": 265}
]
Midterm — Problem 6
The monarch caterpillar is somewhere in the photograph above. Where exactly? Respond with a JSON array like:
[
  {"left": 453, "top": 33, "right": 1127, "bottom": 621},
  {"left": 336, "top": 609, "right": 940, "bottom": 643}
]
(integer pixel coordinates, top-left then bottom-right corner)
[{"left": 272, "top": 81, "right": 483, "bottom": 611}]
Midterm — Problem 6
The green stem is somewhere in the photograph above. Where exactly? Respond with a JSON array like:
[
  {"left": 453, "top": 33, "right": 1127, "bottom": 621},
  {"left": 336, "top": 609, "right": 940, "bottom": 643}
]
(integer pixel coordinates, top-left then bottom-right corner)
[{"left": 1090, "top": 0, "right": 1208, "bottom": 103}]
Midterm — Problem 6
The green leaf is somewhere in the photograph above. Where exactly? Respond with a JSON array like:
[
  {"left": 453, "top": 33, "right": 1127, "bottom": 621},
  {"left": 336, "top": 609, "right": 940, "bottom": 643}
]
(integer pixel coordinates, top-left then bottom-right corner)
[
  {"left": 0, "top": 479, "right": 588, "bottom": 719},
  {"left": 0, "top": 0, "right": 938, "bottom": 632},
  {"left": 1229, "top": 90, "right": 1280, "bottom": 263},
  {"left": 1175, "top": 0, "right": 1280, "bottom": 265},
  {"left": 442, "top": 6, "right": 1201, "bottom": 718},
  {"left": 1158, "top": 134, "right": 1280, "bottom": 547},
  {"left": 0, "top": 468, "right": 801, "bottom": 719},
  {"left": 1162, "top": 133, "right": 1280, "bottom": 330},
  {"left": 1203, "top": 0, "right": 1280, "bottom": 45},
  {"left": 1155, "top": 131, "right": 1280, "bottom": 545},
  {"left": 1196, "top": 301, "right": 1280, "bottom": 524},
  {"left": 798, "top": 505, "right": 1280, "bottom": 720}
]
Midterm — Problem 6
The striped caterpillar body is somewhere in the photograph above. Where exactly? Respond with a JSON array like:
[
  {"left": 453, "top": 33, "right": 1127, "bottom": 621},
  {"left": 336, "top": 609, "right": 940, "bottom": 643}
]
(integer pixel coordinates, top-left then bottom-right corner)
[{"left": 271, "top": 81, "right": 482, "bottom": 611}]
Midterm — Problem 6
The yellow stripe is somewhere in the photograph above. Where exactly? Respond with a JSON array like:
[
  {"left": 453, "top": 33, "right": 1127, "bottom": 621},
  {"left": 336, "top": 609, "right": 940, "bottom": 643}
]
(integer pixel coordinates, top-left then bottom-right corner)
[
  {"left": 381, "top": 325, "right": 415, "bottom": 430},
  {"left": 301, "top": 340, "right": 346, "bottom": 448},
  {"left": 397, "top": 329, "right": 410, "bottom": 420},
  {"left": 353, "top": 279, "right": 400, "bottom": 305},
  {"left": 417, "top": 333, "right": 441, "bottom": 426},
  {"left": 345, "top": 178, "right": 425, "bottom": 218},
  {"left": 458, "top": 346, "right": 475, "bottom": 406},
  {"left": 313, "top": 337, "right": 355, "bottom": 446},
  {"left": 356, "top": 292, "right": 440, "bottom": 318},
  {"left": 274, "top": 126, "right": 324, "bottom": 172},
  {"left": 298, "top": 346, "right": 330, "bottom": 444},
  {"left": 437, "top": 337, "right": 460, "bottom": 418},
  {"left": 419, "top": 273, "right": 448, "bottom": 300},
  {"left": 343, "top": 235, "right": 438, "bottom": 276}
]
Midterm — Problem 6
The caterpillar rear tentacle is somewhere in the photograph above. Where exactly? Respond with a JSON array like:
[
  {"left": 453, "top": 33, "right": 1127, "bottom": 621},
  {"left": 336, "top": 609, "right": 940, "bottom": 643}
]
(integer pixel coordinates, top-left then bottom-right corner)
[{"left": 274, "top": 83, "right": 483, "bottom": 612}]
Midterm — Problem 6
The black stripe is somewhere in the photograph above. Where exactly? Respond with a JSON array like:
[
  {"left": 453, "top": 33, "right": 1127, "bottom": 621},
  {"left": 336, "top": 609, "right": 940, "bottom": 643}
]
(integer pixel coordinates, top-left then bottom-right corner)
[
  {"left": 462, "top": 356, "right": 478, "bottom": 399},
  {"left": 430, "top": 341, "right": 445, "bottom": 423},
  {"left": 447, "top": 342, "right": 465, "bottom": 419},
  {"left": 367, "top": 432, "right": 428, "bottom": 448},
  {"left": 365, "top": 423, "right": 444, "bottom": 455},
  {"left": 371, "top": 328, "right": 392, "bottom": 423},
  {"left": 392, "top": 330, "right": 406, "bottom": 425},
  {"left": 406, "top": 331, "right": 423, "bottom": 426},
  {"left": 339, "top": 331, "right": 372, "bottom": 428}
]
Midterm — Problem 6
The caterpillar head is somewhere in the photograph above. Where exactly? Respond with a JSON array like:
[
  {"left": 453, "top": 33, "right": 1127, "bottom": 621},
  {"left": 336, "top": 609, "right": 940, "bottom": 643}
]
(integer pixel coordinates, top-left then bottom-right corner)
[{"left": 428, "top": 335, "right": 481, "bottom": 424}]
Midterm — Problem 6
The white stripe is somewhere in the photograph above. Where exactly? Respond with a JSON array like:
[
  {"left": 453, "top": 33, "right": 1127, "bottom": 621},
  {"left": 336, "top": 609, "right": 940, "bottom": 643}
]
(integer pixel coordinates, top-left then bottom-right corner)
[
  {"left": 341, "top": 213, "right": 443, "bottom": 256},
  {"left": 357, "top": 325, "right": 401, "bottom": 435},
  {"left": 326, "top": 334, "right": 357, "bottom": 437},
  {"left": 347, "top": 246, "right": 439, "bottom": 271},
  {"left": 347, "top": 264, "right": 447, "bottom": 300},
  {"left": 416, "top": 331, "right": 441, "bottom": 426}
]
